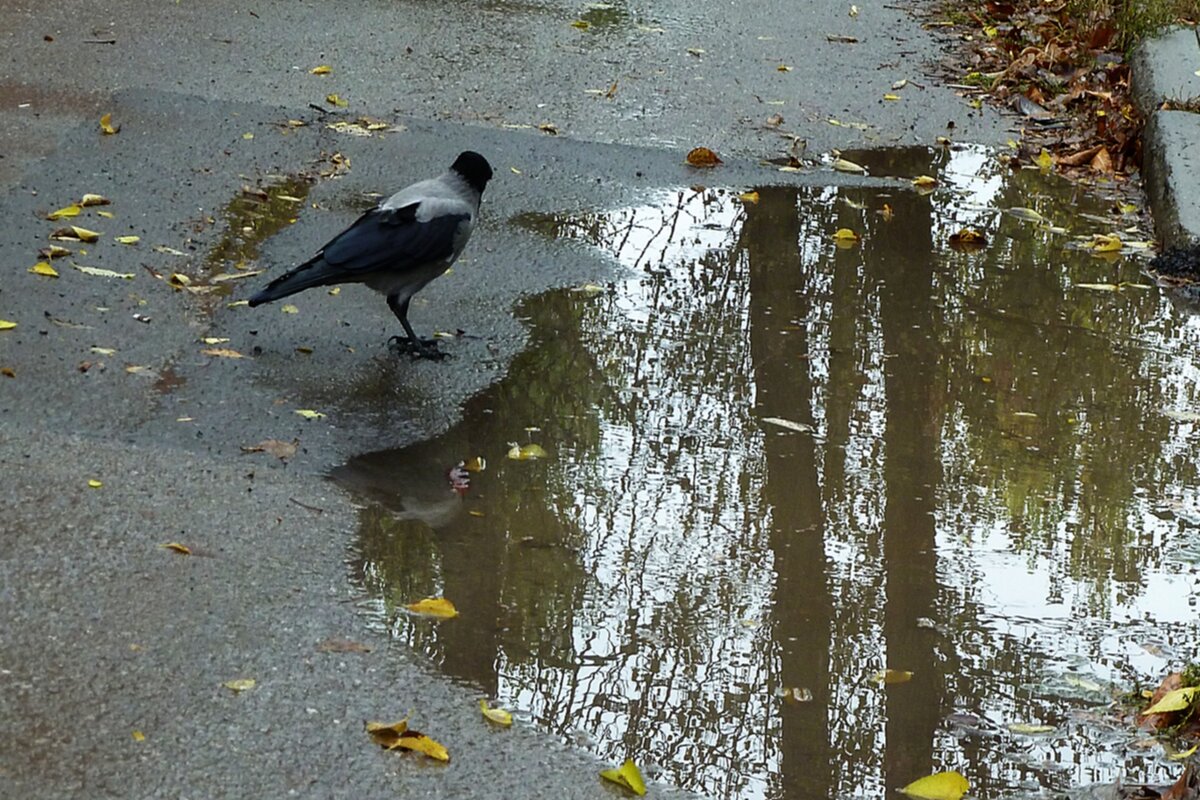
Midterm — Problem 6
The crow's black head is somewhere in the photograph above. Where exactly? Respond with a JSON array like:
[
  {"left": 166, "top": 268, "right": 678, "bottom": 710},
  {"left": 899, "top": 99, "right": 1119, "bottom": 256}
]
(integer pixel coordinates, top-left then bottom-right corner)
[{"left": 451, "top": 151, "right": 494, "bottom": 195}]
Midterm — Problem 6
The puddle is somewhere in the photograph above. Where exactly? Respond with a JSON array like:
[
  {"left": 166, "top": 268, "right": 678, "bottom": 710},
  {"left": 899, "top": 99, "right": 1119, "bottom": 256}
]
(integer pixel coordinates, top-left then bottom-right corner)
[
  {"left": 203, "top": 175, "right": 313, "bottom": 281},
  {"left": 338, "top": 145, "right": 1200, "bottom": 800}
]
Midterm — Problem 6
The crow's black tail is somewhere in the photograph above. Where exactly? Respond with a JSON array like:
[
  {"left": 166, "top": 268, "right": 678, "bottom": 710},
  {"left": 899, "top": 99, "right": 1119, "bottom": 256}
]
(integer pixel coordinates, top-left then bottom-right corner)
[{"left": 248, "top": 256, "right": 336, "bottom": 306}]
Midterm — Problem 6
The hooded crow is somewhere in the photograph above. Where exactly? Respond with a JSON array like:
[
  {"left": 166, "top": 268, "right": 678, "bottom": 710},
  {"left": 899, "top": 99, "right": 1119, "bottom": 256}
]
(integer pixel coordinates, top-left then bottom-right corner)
[{"left": 249, "top": 150, "right": 493, "bottom": 359}]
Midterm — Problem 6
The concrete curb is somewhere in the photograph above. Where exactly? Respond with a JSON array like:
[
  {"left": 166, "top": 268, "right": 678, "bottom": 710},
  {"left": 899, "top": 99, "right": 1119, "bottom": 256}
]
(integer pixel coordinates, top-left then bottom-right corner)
[{"left": 1131, "top": 25, "right": 1200, "bottom": 249}]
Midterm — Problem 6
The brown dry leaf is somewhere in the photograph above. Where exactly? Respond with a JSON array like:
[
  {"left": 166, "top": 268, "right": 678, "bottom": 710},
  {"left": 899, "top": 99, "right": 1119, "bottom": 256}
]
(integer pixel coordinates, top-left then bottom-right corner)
[
  {"left": 1090, "top": 147, "right": 1113, "bottom": 174},
  {"left": 316, "top": 637, "right": 372, "bottom": 653},
  {"left": 241, "top": 439, "right": 298, "bottom": 460},
  {"left": 686, "top": 147, "right": 722, "bottom": 167},
  {"left": 538, "top": 122, "right": 559, "bottom": 135},
  {"left": 605, "top": 80, "right": 618, "bottom": 99},
  {"left": 202, "top": 347, "right": 246, "bottom": 359},
  {"left": 1, "top": 367, "right": 15, "bottom": 378},
  {"left": 462, "top": 456, "right": 487, "bottom": 472},
  {"left": 161, "top": 542, "right": 192, "bottom": 555},
  {"left": 99, "top": 113, "right": 119, "bottom": 135},
  {"left": 949, "top": 228, "right": 988, "bottom": 250},
  {"left": 832, "top": 157, "right": 866, "bottom": 174},
  {"left": 880, "top": 203, "right": 894, "bottom": 221}
]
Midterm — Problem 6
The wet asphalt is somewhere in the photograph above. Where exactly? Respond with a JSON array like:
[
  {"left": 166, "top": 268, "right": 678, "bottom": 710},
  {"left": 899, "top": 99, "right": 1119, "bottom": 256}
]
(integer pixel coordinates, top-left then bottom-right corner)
[{"left": 0, "top": 0, "right": 1013, "bottom": 796}]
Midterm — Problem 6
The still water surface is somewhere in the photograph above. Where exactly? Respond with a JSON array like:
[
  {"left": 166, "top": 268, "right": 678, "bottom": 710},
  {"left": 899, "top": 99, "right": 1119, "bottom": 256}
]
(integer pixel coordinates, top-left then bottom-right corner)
[{"left": 337, "top": 146, "right": 1200, "bottom": 799}]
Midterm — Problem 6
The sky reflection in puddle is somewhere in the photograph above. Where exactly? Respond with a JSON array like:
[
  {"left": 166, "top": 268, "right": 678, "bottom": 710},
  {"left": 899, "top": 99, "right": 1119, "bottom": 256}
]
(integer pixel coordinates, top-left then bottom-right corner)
[{"left": 338, "top": 145, "right": 1200, "bottom": 800}]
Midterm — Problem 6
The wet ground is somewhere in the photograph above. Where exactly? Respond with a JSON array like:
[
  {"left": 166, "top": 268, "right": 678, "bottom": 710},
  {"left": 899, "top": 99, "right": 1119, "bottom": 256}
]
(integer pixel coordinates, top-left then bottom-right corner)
[{"left": 333, "top": 147, "right": 1199, "bottom": 799}]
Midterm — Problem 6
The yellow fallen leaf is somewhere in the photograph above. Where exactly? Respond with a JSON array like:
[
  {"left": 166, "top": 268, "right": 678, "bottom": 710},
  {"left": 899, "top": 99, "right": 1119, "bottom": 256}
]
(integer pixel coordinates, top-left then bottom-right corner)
[
  {"left": 1037, "top": 149, "right": 1055, "bottom": 171},
  {"left": 281, "top": 304, "right": 299, "bottom": 314},
  {"left": 115, "top": 235, "right": 140, "bottom": 245},
  {"left": 479, "top": 699, "right": 513, "bottom": 726},
  {"left": 883, "top": 93, "right": 901, "bottom": 101},
  {"left": 832, "top": 157, "right": 865, "bottom": 173},
  {"left": 52, "top": 226, "right": 102, "bottom": 243},
  {"left": 47, "top": 204, "right": 82, "bottom": 220},
  {"left": 80, "top": 193, "right": 110, "bottom": 207},
  {"left": 686, "top": 146, "right": 722, "bottom": 167},
  {"left": 600, "top": 759, "right": 647, "bottom": 796},
  {"left": 738, "top": 191, "right": 760, "bottom": 203},
  {"left": 87, "top": 479, "right": 103, "bottom": 488},
  {"left": 223, "top": 678, "right": 256, "bottom": 693},
  {"left": 872, "top": 668, "right": 913, "bottom": 685},
  {"left": 468, "top": 510, "right": 484, "bottom": 517},
  {"left": 1170, "top": 744, "right": 1199, "bottom": 760},
  {"left": 310, "top": 64, "right": 332, "bottom": 74},
  {"left": 1074, "top": 283, "right": 1120, "bottom": 291},
  {"left": 911, "top": 175, "right": 938, "bottom": 189},
  {"left": 202, "top": 348, "right": 246, "bottom": 359},
  {"left": 1008, "top": 722, "right": 1054, "bottom": 734},
  {"left": 389, "top": 731, "right": 450, "bottom": 762},
  {"left": 0, "top": 320, "right": 18, "bottom": 331},
  {"left": 832, "top": 228, "right": 861, "bottom": 242},
  {"left": 132, "top": 730, "right": 145, "bottom": 742},
  {"left": 125, "top": 365, "right": 150, "bottom": 374},
  {"left": 571, "top": 19, "right": 590, "bottom": 29},
  {"left": 463, "top": 456, "right": 487, "bottom": 472},
  {"left": 209, "top": 270, "right": 264, "bottom": 283},
  {"left": 73, "top": 264, "right": 135, "bottom": 279},
  {"left": 40, "top": 244, "right": 72, "bottom": 258},
  {"left": 161, "top": 542, "right": 192, "bottom": 555},
  {"left": 406, "top": 597, "right": 459, "bottom": 618},
  {"left": 328, "top": 287, "right": 341, "bottom": 296},
  {"left": 538, "top": 122, "right": 560, "bottom": 135},
  {"left": 777, "top": 64, "right": 792, "bottom": 72},
  {"left": 506, "top": 443, "right": 549, "bottom": 460},
  {"left": 1144, "top": 686, "right": 1200, "bottom": 715},
  {"left": 1091, "top": 233, "right": 1123, "bottom": 252},
  {"left": 366, "top": 718, "right": 409, "bottom": 748},
  {"left": 201, "top": 337, "right": 230, "bottom": 344},
  {"left": 949, "top": 228, "right": 986, "bottom": 246},
  {"left": 294, "top": 409, "right": 326, "bottom": 420},
  {"left": 1006, "top": 207, "right": 1045, "bottom": 223},
  {"left": 242, "top": 132, "right": 254, "bottom": 140},
  {"left": 91, "top": 347, "right": 116, "bottom": 355},
  {"left": 1, "top": 367, "right": 15, "bottom": 378},
  {"left": 900, "top": 771, "right": 969, "bottom": 800},
  {"left": 95, "top": 210, "right": 115, "bottom": 219},
  {"left": 29, "top": 262, "right": 59, "bottom": 278},
  {"left": 326, "top": 93, "right": 348, "bottom": 107},
  {"left": 99, "top": 113, "right": 119, "bottom": 134},
  {"left": 227, "top": 300, "right": 249, "bottom": 308}
]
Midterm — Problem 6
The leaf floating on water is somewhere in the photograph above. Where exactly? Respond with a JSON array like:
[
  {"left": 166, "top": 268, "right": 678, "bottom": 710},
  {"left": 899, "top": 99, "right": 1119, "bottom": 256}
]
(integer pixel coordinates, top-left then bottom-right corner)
[
  {"left": 506, "top": 443, "right": 549, "bottom": 460},
  {"left": 1037, "top": 148, "right": 1055, "bottom": 171},
  {"left": 1170, "top": 744, "right": 1199, "bottom": 760},
  {"left": 1074, "top": 283, "right": 1120, "bottom": 291},
  {"left": 948, "top": 228, "right": 987, "bottom": 250},
  {"left": 310, "top": 64, "right": 332, "bottom": 74},
  {"left": 47, "top": 204, "right": 82, "bottom": 220},
  {"left": 738, "top": 190, "right": 760, "bottom": 204},
  {"left": 900, "top": 771, "right": 969, "bottom": 800},
  {"left": 685, "top": 146, "right": 722, "bottom": 167},
  {"left": 73, "top": 263, "right": 135, "bottom": 279},
  {"left": 872, "top": 668, "right": 914, "bottom": 685},
  {"left": 51, "top": 225, "right": 102, "bottom": 243},
  {"left": 1005, "top": 207, "right": 1045, "bottom": 223},
  {"left": 832, "top": 157, "right": 866, "bottom": 173},
  {"left": 479, "top": 699, "right": 513, "bottom": 727},
  {"left": 161, "top": 542, "right": 192, "bottom": 555},
  {"left": 462, "top": 456, "right": 487, "bottom": 472},
  {"left": 911, "top": 175, "right": 938, "bottom": 189},
  {"left": 202, "top": 348, "right": 246, "bottom": 359},
  {"left": 80, "top": 193, "right": 110, "bottom": 207},
  {"left": 1089, "top": 233, "right": 1123, "bottom": 252},
  {"left": 571, "top": 282, "right": 607, "bottom": 296},
  {"left": 599, "top": 759, "right": 647, "bottom": 796},
  {"left": 1008, "top": 722, "right": 1055, "bottom": 734},
  {"left": 1144, "top": 686, "right": 1200, "bottom": 715},
  {"left": 223, "top": 678, "right": 256, "bottom": 693},
  {"left": 114, "top": 235, "right": 140, "bottom": 245},
  {"left": 406, "top": 597, "right": 459, "bottom": 618},
  {"left": 832, "top": 228, "right": 861, "bottom": 243},
  {"left": 29, "top": 262, "right": 59, "bottom": 278},
  {"left": 762, "top": 416, "right": 814, "bottom": 433},
  {"left": 294, "top": 409, "right": 326, "bottom": 420}
]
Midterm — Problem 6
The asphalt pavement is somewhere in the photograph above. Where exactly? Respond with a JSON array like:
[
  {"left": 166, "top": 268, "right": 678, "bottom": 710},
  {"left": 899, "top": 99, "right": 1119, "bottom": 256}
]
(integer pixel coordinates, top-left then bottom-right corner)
[{"left": 7, "top": 0, "right": 1160, "bottom": 797}]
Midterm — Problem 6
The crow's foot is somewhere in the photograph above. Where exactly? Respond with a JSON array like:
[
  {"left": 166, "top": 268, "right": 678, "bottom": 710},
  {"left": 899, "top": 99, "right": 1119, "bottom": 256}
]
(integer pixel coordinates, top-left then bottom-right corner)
[{"left": 388, "top": 335, "right": 447, "bottom": 361}]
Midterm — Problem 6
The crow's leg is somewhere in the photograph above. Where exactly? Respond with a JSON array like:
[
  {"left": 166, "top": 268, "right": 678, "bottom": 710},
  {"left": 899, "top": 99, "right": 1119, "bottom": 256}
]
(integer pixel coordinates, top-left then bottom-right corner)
[{"left": 386, "top": 294, "right": 445, "bottom": 360}]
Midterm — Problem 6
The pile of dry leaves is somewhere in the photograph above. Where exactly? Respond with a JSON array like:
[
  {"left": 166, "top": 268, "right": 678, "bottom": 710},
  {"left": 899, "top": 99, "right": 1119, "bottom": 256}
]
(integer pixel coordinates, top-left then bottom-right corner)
[{"left": 927, "top": 0, "right": 1187, "bottom": 182}]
